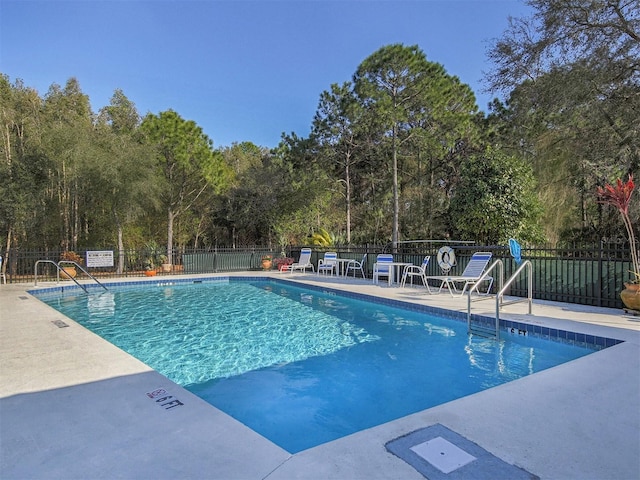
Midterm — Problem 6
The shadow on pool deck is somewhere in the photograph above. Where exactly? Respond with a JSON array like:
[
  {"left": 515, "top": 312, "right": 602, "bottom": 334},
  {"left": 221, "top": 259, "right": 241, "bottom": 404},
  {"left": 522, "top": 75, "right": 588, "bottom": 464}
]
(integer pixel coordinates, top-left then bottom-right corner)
[
  {"left": 1, "top": 272, "right": 639, "bottom": 479},
  {"left": 1, "top": 372, "right": 289, "bottom": 479}
]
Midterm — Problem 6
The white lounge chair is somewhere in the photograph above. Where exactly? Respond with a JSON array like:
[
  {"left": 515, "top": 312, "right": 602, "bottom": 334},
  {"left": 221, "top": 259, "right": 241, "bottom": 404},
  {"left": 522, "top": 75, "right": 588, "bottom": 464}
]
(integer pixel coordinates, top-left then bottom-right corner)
[
  {"left": 372, "top": 254, "right": 393, "bottom": 284},
  {"left": 401, "top": 256, "right": 432, "bottom": 292},
  {"left": 426, "top": 252, "right": 493, "bottom": 297},
  {"left": 283, "top": 248, "right": 315, "bottom": 273},
  {"left": 317, "top": 252, "right": 337, "bottom": 276},
  {"left": 345, "top": 253, "right": 367, "bottom": 278}
]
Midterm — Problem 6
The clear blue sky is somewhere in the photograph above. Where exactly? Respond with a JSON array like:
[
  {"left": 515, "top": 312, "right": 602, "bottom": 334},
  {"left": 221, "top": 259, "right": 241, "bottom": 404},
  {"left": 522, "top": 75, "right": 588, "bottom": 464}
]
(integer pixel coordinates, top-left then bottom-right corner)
[{"left": 1, "top": 0, "right": 531, "bottom": 149}]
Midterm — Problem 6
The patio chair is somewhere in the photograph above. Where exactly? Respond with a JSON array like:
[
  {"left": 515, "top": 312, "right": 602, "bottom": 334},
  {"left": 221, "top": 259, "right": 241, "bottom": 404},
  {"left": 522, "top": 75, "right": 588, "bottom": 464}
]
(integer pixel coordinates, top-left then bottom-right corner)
[
  {"left": 372, "top": 254, "right": 393, "bottom": 284},
  {"left": 345, "top": 253, "right": 367, "bottom": 278},
  {"left": 400, "top": 256, "right": 432, "bottom": 292},
  {"left": 283, "top": 248, "right": 315, "bottom": 273},
  {"left": 317, "top": 252, "right": 338, "bottom": 276},
  {"left": 426, "top": 252, "right": 493, "bottom": 297}
]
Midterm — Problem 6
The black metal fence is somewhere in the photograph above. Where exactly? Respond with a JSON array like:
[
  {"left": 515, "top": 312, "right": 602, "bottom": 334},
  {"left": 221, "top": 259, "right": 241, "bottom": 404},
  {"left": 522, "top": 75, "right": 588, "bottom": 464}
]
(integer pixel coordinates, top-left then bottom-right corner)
[{"left": 1, "top": 243, "right": 632, "bottom": 309}]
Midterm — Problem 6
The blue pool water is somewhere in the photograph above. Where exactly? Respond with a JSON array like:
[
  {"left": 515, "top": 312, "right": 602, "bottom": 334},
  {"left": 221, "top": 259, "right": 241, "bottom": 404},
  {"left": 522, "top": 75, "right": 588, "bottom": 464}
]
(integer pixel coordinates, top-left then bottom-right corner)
[{"left": 35, "top": 279, "right": 597, "bottom": 453}]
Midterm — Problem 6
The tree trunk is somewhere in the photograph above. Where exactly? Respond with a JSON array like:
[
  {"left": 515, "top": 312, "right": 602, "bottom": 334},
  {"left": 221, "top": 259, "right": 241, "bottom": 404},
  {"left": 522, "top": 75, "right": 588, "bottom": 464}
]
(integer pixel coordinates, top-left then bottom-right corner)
[
  {"left": 3, "top": 227, "right": 12, "bottom": 277},
  {"left": 72, "top": 180, "right": 79, "bottom": 250},
  {"left": 167, "top": 208, "right": 174, "bottom": 265},
  {"left": 114, "top": 211, "right": 124, "bottom": 275},
  {"left": 345, "top": 157, "right": 352, "bottom": 244},
  {"left": 392, "top": 125, "right": 399, "bottom": 251},
  {"left": 61, "top": 161, "right": 70, "bottom": 251}
]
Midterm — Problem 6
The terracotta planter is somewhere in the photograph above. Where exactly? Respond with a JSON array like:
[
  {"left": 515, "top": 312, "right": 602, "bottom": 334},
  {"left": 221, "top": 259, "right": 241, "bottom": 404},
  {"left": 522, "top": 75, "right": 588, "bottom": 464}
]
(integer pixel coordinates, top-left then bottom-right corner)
[
  {"left": 145, "top": 270, "right": 157, "bottom": 277},
  {"left": 261, "top": 259, "right": 273, "bottom": 270},
  {"left": 620, "top": 283, "right": 640, "bottom": 312},
  {"left": 60, "top": 267, "right": 76, "bottom": 279},
  {"left": 161, "top": 263, "right": 172, "bottom": 273}
]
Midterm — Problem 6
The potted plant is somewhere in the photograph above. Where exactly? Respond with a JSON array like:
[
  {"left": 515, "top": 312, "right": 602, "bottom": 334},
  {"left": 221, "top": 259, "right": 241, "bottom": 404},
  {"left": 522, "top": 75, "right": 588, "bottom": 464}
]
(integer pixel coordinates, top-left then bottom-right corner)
[
  {"left": 159, "top": 254, "right": 172, "bottom": 273},
  {"left": 143, "top": 241, "right": 163, "bottom": 276},
  {"left": 274, "top": 256, "right": 294, "bottom": 271},
  {"left": 597, "top": 174, "right": 639, "bottom": 311},
  {"left": 143, "top": 255, "right": 158, "bottom": 276},
  {"left": 59, "top": 251, "right": 83, "bottom": 279},
  {"left": 144, "top": 261, "right": 157, "bottom": 276},
  {"left": 261, "top": 255, "right": 273, "bottom": 270}
]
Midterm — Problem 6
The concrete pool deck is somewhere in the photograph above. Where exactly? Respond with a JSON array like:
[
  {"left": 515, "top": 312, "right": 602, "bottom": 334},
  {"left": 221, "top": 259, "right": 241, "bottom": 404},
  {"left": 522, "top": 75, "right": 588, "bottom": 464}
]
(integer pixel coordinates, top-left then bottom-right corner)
[{"left": 1, "top": 272, "right": 639, "bottom": 480}]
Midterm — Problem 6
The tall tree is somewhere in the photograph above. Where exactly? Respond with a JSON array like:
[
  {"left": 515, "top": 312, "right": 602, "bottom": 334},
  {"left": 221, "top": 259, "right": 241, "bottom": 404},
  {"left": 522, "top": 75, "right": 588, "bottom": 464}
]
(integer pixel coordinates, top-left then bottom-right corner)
[
  {"left": 487, "top": 0, "right": 640, "bottom": 242},
  {"left": 41, "top": 78, "right": 94, "bottom": 251},
  {"left": 353, "top": 44, "right": 479, "bottom": 246},
  {"left": 95, "top": 90, "right": 157, "bottom": 273},
  {"left": 140, "top": 110, "right": 229, "bottom": 263},
  {"left": 0, "top": 75, "right": 47, "bottom": 266},
  {"left": 269, "top": 133, "right": 334, "bottom": 247},
  {"left": 215, "top": 142, "right": 266, "bottom": 246},
  {"left": 487, "top": 0, "right": 639, "bottom": 93},
  {"left": 312, "top": 82, "right": 364, "bottom": 244},
  {"left": 354, "top": 44, "right": 424, "bottom": 247},
  {"left": 100, "top": 88, "right": 139, "bottom": 134}
]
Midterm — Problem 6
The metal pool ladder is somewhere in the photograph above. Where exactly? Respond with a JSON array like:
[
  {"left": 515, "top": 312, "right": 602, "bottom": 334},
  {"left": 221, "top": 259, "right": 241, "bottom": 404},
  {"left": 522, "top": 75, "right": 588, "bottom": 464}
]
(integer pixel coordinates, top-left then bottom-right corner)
[
  {"left": 34, "top": 260, "right": 108, "bottom": 293},
  {"left": 466, "top": 259, "right": 503, "bottom": 339},
  {"left": 466, "top": 259, "right": 533, "bottom": 340}
]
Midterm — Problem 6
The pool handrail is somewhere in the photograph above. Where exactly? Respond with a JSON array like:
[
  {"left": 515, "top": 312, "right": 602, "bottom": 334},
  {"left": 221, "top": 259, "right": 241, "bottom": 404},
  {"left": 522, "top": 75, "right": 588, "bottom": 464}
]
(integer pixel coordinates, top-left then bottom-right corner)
[
  {"left": 466, "top": 259, "right": 504, "bottom": 339},
  {"left": 496, "top": 259, "right": 533, "bottom": 314},
  {"left": 34, "top": 260, "right": 108, "bottom": 292},
  {"left": 466, "top": 259, "right": 534, "bottom": 341}
]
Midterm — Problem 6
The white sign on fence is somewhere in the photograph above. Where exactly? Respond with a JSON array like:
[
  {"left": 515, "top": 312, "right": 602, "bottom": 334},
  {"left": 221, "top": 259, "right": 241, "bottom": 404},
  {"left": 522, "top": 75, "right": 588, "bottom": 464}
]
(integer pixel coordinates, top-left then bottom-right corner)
[{"left": 86, "top": 250, "right": 114, "bottom": 268}]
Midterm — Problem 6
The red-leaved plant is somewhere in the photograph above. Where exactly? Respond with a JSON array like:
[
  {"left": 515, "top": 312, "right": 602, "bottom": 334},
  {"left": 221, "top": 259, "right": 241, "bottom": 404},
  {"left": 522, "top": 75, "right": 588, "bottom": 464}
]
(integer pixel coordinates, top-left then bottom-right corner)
[{"left": 597, "top": 174, "right": 639, "bottom": 283}]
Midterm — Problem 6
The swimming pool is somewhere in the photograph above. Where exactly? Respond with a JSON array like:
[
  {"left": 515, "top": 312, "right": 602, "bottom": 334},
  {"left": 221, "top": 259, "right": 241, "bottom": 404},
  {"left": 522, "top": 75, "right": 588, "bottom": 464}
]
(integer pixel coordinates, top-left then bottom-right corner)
[{"left": 33, "top": 278, "right": 604, "bottom": 453}]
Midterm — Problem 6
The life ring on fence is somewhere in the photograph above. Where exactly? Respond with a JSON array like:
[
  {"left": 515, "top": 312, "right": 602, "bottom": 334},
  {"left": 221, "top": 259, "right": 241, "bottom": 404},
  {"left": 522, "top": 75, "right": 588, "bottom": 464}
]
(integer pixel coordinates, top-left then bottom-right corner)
[{"left": 437, "top": 246, "right": 456, "bottom": 273}]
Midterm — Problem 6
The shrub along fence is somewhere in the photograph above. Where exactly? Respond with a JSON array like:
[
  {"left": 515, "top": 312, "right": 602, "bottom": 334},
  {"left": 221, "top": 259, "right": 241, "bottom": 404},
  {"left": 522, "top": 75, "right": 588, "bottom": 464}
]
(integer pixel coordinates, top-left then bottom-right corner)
[{"left": 1, "top": 242, "right": 632, "bottom": 310}]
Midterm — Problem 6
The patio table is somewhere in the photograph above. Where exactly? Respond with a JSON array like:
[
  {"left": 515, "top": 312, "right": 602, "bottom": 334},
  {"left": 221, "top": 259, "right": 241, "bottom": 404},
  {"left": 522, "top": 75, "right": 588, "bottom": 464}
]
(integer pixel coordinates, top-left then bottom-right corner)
[
  {"left": 374, "top": 261, "right": 412, "bottom": 286},
  {"left": 334, "top": 258, "right": 356, "bottom": 277}
]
